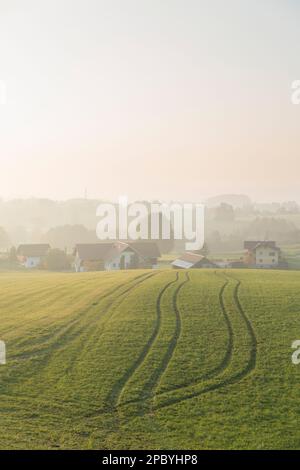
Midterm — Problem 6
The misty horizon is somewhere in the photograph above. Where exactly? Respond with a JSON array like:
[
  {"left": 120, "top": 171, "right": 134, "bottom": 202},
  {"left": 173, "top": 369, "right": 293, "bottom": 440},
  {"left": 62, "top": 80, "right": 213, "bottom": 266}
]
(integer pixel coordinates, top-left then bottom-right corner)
[
  {"left": 0, "top": 193, "right": 299, "bottom": 206},
  {"left": 1, "top": 1, "right": 300, "bottom": 202}
]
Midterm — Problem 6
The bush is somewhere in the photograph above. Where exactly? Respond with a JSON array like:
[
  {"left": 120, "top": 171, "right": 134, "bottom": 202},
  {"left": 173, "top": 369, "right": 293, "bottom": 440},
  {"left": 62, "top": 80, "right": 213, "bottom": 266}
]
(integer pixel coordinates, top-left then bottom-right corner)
[{"left": 45, "top": 249, "right": 70, "bottom": 271}]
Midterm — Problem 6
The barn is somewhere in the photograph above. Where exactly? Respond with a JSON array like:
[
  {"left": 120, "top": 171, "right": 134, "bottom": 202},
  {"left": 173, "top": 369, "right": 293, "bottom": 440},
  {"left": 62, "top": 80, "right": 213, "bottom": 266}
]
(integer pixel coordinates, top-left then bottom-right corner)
[{"left": 172, "top": 252, "right": 216, "bottom": 269}]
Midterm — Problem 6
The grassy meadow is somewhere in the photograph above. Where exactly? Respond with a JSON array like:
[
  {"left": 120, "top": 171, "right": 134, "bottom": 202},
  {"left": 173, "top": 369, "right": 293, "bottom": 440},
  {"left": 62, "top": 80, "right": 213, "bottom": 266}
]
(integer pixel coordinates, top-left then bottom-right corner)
[{"left": 0, "top": 268, "right": 299, "bottom": 449}]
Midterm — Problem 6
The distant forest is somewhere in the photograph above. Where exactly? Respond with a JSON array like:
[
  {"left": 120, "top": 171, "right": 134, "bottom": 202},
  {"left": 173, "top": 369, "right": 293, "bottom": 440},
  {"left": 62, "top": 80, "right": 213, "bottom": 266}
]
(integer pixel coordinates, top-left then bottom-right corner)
[{"left": 0, "top": 196, "right": 300, "bottom": 253}]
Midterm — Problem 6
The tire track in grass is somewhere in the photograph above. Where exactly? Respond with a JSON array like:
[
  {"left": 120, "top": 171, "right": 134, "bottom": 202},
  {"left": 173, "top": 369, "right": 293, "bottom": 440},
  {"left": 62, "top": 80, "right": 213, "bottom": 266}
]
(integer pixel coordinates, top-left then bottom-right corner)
[
  {"left": 233, "top": 280, "right": 257, "bottom": 373},
  {"left": 79, "top": 272, "right": 175, "bottom": 422},
  {"left": 106, "top": 271, "right": 179, "bottom": 410},
  {"left": 10, "top": 271, "right": 152, "bottom": 361},
  {"left": 146, "top": 271, "right": 190, "bottom": 402},
  {"left": 57, "top": 271, "right": 159, "bottom": 402},
  {"left": 102, "top": 272, "right": 180, "bottom": 448},
  {"left": 7, "top": 271, "right": 156, "bottom": 399},
  {"left": 153, "top": 274, "right": 233, "bottom": 397},
  {"left": 118, "top": 272, "right": 232, "bottom": 408},
  {"left": 0, "top": 273, "right": 158, "bottom": 423},
  {"left": 103, "top": 271, "right": 231, "bottom": 442},
  {"left": 101, "top": 272, "right": 158, "bottom": 325},
  {"left": 0, "top": 273, "right": 133, "bottom": 338},
  {"left": 38, "top": 273, "right": 254, "bottom": 425},
  {"left": 41, "top": 271, "right": 158, "bottom": 367},
  {"left": 152, "top": 277, "right": 257, "bottom": 411},
  {"left": 6, "top": 272, "right": 159, "bottom": 414},
  {"left": 67, "top": 274, "right": 256, "bottom": 424},
  {"left": 0, "top": 278, "right": 89, "bottom": 336}
]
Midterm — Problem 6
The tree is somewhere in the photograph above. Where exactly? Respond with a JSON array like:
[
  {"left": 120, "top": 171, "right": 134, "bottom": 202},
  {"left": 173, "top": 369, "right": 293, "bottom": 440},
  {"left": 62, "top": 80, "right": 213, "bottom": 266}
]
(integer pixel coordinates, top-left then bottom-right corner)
[
  {"left": 9, "top": 246, "right": 17, "bottom": 263},
  {"left": 246, "top": 217, "right": 300, "bottom": 243},
  {"left": 0, "top": 227, "right": 10, "bottom": 250},
  {"left": 43, "top": 225, "right": 97, "bottom": 251},
  {"left": 45, "top": 249, "right": 70, "bottom": 271},
  {"left": 214, "top": 203, "right": 235, "bottom": 222},
  {"left": 199, "top": 242, "right": 209, "bottom": 256}
]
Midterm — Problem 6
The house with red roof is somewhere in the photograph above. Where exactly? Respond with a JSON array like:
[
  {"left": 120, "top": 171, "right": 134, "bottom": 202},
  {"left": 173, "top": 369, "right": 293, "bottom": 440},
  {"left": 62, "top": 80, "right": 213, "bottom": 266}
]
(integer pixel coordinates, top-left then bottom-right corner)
[
  {"left": 73, "top": 241, "right": 160, "bottom": 272},
  {"left": 244, "top": 241, "right": 281, "bottom": 268}
]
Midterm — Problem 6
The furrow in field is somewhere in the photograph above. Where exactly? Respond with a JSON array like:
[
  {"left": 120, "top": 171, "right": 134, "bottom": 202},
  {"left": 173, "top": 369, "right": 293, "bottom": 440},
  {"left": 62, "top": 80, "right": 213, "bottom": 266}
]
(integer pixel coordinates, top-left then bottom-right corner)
[
  {"left": 64, "top": 272, "right": 169, "bottom": 423},
  {"left": 153, "top": 277, "right": 258, "bottom": 411},
  {"left": 106, "top": 272, "right": 179, "bottom": 410},
  {"left": 4, "top": 272, "right": 156, "bottom": 403},
  {"left": 49, "top": 272, "right": 157, "bottom": 355},
  {"left": 115, "top": 273, "right": 233, "bottom": 408},
  {"left": 117, "top": 272, "right": 232, "bottom": 409},
  {"left": 56, "top": 272, "right": 158, "bottom": 382},
  {"left": 149, "top": 272, "right": 190, "bottom": 398},
  {"left": 232, "top": 280, "right": 257, "bottom": 375},
  {"left": 2, "top": 272, "right": 158, "bottom": 416},
  {"left": 0, "top": 278, "right": 89, "bottom": 336},
  {"left": 9, "top": 271, "right": 151, "bottom": 360},
  {"left": 0, "top": 273, "right": 131, "bottom": 339},
  {"left": 101, "top": 272, "right": 158, "bottom": 325},
  {"left": 152, "top": 275, "right": 233, "bottom": 397}
]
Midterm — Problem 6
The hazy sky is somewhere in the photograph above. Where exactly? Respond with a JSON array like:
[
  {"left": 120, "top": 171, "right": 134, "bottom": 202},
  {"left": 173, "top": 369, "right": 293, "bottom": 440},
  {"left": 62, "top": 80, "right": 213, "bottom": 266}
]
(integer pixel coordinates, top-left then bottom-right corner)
[{"left": 0, "top": 0, "right": 300, "bottom": 202}]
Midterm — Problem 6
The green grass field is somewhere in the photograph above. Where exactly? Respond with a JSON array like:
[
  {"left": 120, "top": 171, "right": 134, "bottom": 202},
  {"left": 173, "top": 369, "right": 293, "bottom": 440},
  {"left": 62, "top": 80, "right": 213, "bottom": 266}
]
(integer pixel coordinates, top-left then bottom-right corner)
[{"left": 0, "top": 268, "right": 299, "bottom": 449}]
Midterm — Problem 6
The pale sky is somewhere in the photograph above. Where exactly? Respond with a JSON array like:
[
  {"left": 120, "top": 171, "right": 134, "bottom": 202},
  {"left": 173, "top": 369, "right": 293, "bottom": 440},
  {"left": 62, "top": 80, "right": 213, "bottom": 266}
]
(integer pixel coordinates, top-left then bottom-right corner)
[{"left": 0, "top": 0, "right": 300, "bottom": 202}]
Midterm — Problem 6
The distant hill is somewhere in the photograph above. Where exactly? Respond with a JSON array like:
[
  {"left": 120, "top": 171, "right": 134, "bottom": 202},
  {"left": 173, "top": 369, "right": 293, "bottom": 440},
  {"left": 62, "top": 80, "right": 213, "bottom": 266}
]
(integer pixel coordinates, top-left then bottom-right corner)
[{"left": 205, "top": 194, "right": 252, "bottom": 208}]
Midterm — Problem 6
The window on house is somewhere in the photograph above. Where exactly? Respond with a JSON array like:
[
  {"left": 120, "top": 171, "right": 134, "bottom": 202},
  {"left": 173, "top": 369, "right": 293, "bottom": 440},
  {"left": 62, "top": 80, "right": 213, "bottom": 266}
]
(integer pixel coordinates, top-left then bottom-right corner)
[
  {"left": 259, "top": 259, "right": 263, "bottom": 263},
  {"left": 269, "top": 252, "right": 275, "bottom": 256}
]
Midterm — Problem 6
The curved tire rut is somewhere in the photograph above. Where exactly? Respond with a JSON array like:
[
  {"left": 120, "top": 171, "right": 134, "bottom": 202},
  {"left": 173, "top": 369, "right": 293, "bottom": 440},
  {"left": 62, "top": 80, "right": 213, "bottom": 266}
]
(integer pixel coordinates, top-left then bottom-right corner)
[
  {"left": 148, "top": 271, "right": 190, "bottom": 399},
  {"left": 107, "top": 272, "right": 179, "bottom": 410},
  {"left": 152, "top": 275, "right": 233, "bottom": 398},
  {"left": 12, "top": 271, "right": 154, "bottom": 362},
  {"left": 152, "top": 276, "right": 257, "bottom": 411},
  {"left": 12, "top": 271, "right": 158, "bottom": 407}
]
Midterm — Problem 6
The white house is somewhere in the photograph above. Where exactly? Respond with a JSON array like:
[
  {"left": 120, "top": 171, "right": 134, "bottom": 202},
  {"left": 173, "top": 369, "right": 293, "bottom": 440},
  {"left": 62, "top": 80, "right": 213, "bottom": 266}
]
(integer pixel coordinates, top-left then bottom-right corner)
[
  {"left": 73, "top": 241, "right": 160, "bottom": 272},
  {"left": 17, "top": 244, "right": 51, "bottom": 268},
  {"left": 244, "top": 241, "right": 281, "bottom": 268}
]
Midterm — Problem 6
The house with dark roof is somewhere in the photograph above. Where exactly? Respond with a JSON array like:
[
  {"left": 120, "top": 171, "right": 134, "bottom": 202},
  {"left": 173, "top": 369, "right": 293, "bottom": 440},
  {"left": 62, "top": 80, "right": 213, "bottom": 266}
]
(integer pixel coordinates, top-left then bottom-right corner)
[
  {"left": 127, "top": 241, "right": 161, "bottom": 268},
  {"left": 73, "top": 241, "right": 160, "bottom": 272},
  {"left": 171, "top": 252, "right": 216, "bottom": 269},
  {"left": 17, "top": 244, "right": 51, "bottom": 268},
  {"left": 244, "top": 240, "right": 281, "bottom": 268}
]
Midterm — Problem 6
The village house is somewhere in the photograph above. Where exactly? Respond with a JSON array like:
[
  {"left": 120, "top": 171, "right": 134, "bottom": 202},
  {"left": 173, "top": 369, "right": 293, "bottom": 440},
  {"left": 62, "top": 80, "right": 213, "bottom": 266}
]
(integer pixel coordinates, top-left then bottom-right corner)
[
  {"left": 17, "top": 244, "right": 51, "bottom": 268},
  {"left": 244, "top": 240, "right": 281, "bottom": 268},
  {"left": 172, "top": 252, "right": 216, "bottom": 269},
  {"left": 213, "top": 258, "right": 245, "bottom": 269},
  {"left": 73, "top": 241, "right": 160, "bottom": 272}
]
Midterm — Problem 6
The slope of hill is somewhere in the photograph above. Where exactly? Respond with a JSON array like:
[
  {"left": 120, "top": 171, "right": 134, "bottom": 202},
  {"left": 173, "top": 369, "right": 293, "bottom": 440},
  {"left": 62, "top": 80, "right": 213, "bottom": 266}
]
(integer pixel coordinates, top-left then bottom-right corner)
[{"left": 0, "top": 269, "right": 299, "bottom": 449}]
